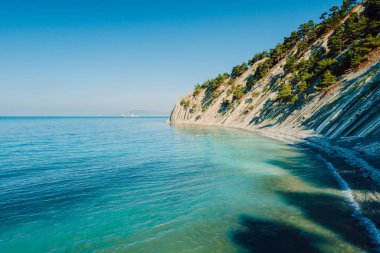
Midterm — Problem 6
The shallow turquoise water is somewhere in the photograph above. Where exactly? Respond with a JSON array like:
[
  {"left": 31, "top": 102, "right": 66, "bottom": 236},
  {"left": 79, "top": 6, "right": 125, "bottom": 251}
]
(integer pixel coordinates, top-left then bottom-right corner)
[{"left": 0, "top": 117, "right": 375, "bottom": 252}]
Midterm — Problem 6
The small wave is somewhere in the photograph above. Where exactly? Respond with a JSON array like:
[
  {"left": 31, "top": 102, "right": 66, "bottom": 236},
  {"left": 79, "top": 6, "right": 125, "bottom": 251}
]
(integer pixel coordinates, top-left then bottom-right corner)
[{"left": 318, "top": 155, "right": 380, "bottom": 252}]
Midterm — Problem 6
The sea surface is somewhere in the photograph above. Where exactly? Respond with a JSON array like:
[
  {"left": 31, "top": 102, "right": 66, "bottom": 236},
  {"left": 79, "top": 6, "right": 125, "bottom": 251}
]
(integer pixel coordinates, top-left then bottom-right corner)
[{"left": 0, "top": 117, "right": 375, "bottom": 252}]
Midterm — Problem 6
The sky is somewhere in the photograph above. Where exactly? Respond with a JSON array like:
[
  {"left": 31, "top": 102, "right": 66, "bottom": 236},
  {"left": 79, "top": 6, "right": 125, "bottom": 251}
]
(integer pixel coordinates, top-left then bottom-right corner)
[{"left": 0, "top": 0, "right": 342, "bottom": 116}]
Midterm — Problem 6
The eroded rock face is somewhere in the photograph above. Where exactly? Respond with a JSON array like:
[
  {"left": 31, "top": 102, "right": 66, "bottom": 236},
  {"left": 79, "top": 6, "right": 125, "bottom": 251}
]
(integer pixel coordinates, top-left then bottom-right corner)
[
  {"left": 170, "top": 3, "right": 380, "bottom": 142},
  {"left": 170, "top": 59, "right": 380, "bottom": 139},
  {"left": 170, "top": 37, "right": 380, "bottom": 171}
]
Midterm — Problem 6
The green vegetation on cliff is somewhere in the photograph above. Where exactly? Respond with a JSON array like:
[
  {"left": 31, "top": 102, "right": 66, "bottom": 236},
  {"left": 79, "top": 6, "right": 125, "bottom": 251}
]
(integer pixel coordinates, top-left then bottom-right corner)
[{"left": 180, "top": 0, "right": 380, "bottom": 112}]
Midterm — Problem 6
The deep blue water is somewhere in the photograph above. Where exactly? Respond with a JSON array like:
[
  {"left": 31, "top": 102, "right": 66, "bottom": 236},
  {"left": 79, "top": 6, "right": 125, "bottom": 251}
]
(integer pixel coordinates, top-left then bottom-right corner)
[{"left": 0, "top": 117, "right": 374, "bottom": 252}]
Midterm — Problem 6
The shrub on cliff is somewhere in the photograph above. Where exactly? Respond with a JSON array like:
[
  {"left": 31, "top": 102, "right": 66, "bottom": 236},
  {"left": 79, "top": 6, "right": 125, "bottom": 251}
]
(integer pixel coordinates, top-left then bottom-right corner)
[
  {"left": 254, "top": 59, "right": 273, "bottom": 80},
  {"left": 366, "top": 0, "right": 380, "bottom": 20},
  {"left": 221, "top": 99, "right": 233, "bottom": 110},
  {"left": 364, "top": 1, "right": 380, "bottom": 36},
  {"left": 193, "top": 84, "right": 202, "bottom": 96},
  {"left": 296, "top": 40, "right": 309, "bottom": 56},
  {"left": 269, "top": 43, "right": 287, "bottom": 64},
  {"left": 277, "top": 82, "right": 292, "bottom": 101},
  {"left": 204, "top": 73, "right": 229, "bottom": 91},
  {"left": 315, "top": 58, "right": 338, "bottom": 74},
  {"left": 316, "top": 70, "right": 337, "bottom": 90},
  {"left": 231, "top": 63, "right": 248, "bottom": 78},
  {"left": 342, "top": 35, "right": 380, "bottom": 69},
  {"left": 297, "top": 81, "right": 308, "bottom": 93},
  {"left": 232, "top": 86, "right": 245, "bottom": 101},
  {"left": 284, "top": 56, "right": 297, "bottom": 73},
  {"left": 211, "top": 89, "right": 222, "bottom": 100},
  {"left": 290, "top": 95, "right": 298, "bottom": 105},
  {"left": 328, "top": 25, "right": 345, "bottom": 55},
  {"left": 283, "top": 31, "right": 300, "bottom": 50},
  {"left": 248, "top": 51, "right": 268, "bottom": 66},
  {"left": 180, "top": 99, "right": 190, "bottom": 108},
  {"left": 345, "top": 13, "right": 368, "bottom": 42},
  {"left": 296, "top": 70, "right": 313, "bottom": 84},
  {"left": 318, "top": 4, "right": 348, "bottom": 35},
  {"left": 298, "top": 20, "right": 315, "bottom": 40},
  {"left": 308, "top": 48, "right": 327, "bottom": 69},
  {"left": 341, "top": 0, "right": 357, "bottom": 15}
]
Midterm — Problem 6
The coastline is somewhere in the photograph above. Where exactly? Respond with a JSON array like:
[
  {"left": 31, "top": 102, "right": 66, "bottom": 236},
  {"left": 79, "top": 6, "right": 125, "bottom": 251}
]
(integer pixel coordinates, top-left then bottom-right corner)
[{"left": 171, "top": 121, "right": 380, "bottom": 250}]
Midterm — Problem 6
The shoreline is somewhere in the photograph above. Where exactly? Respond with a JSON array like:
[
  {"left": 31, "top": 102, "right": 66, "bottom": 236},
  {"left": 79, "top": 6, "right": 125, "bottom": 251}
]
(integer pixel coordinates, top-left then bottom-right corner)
[
  {"left": 171, "top": 122, "right": 380, "bottom": 250},
  {"left": 320, "top": 156, "right": 380, "bottom": 251}
]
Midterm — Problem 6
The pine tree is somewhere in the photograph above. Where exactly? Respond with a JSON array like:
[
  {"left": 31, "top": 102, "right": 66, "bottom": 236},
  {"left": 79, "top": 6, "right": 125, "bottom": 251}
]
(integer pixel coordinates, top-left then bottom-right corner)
[
  {"left": 277, "top": 82, "right": 292, "bottom": 101},
  {"left": 231, "top": 62, "right": 248, "bottom": 78},
  {"left": 345, "top": 13, "right": 368, "bottom": 42},
  {"left": 297, "top": 81, "right": 308, "bottom": 93},
  {"left": 254, "top": 59, "right": 273, "bottom": 80},
  {"left": 365, "top": 0, "right": 380, "bottom": 36},
  {"left": 248, "top": 51, "right": 268, "bottom": 66},
  {"left": 320, "top": 12, "right": 328, "bottom": 21},
  {"left": 366, "top": 0, "right": 380, "bottom": 20},
  {"left": 342, "top": 35, "right": 380, "bottom": 69},
  {"left": 315, "top": 58, "right": 338, "bottom": 74},
  {"left": 298, "top": 20, "right": 315, "bottom": 40},
  {"left": 284, "top": 56, "right": 297, "bottom": 73},
  {"left": 269, "top": 43, "right": 287, "bottom": 64},
  {"left": 232, "top": 86, "right": 245, "bottom": 101},
  {"left": 318, "top": 70, "right": 337, "bottom": 90},
  {"left": 341, "top": 0, "right": 357, "bottom": 15},
  {"left": 323, "top": 6, "right": 341, "bottom": 30},
  {"left": 328, "top": 25, "right": 345, "bottom": 55},
  {"left": 297, "top": 40, "right": 309, "bottom": 55}
]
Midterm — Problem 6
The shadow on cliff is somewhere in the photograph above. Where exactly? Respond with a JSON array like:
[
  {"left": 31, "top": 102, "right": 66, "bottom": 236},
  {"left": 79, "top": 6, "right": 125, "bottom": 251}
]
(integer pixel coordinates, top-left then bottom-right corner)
[
  {"left": 248, "top": 63, "right": 380, "bottom": 132},
  {"left": 302, "top": 63, "right": 380, "bottom": 137},
  {"left": 202, "top": 88, "right": 219, "bottom": 111},
  {"left": 249, "top": 98, "right": 303, "bottom": 127}
]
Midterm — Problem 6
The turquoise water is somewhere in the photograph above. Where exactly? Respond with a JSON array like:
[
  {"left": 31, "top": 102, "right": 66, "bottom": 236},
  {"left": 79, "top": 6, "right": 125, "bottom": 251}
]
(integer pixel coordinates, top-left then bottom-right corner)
[{"left": 0, "top": 117, "right": 375, "bottom": 252}]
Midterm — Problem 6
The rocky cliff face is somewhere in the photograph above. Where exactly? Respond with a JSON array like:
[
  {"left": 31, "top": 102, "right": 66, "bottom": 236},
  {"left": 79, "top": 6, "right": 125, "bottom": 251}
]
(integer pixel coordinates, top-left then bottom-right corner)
[
  {"left": 170, "top": 57, "right": 380, "bottom": 140},
  {"left": 170, "top": 3, "right": 380, "bottom": 161}
]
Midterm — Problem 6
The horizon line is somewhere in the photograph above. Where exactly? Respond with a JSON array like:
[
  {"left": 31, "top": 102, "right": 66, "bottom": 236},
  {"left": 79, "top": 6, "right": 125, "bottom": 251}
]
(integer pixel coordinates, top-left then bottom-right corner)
[{"left": 0, "top": 115, "right": 170, "bottom": 118}]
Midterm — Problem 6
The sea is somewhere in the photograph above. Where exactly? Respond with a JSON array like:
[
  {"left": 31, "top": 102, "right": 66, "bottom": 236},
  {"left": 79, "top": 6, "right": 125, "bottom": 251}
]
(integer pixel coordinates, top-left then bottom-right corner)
[{"left": 0, "top": 117, "right": 376, "bottom": 252}]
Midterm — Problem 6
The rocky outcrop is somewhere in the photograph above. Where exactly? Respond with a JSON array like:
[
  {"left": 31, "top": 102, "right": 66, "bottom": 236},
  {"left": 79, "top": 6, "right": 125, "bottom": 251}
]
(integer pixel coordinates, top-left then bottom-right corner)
[
  {"left": 170, "top": 3, "right": 380, "bottom": 144},
  {"left": 170, "top": 56, "right": 380, "bottom": 139}
]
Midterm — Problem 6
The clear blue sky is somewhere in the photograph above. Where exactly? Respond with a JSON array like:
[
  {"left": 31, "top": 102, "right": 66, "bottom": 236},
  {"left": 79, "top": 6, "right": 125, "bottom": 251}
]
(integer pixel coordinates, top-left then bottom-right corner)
[{"left": 0, "top": 0, "right": 341, "bottom": 116}]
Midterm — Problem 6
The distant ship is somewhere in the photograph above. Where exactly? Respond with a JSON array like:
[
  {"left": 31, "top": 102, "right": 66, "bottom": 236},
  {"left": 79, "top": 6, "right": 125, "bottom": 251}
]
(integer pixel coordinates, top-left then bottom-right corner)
[{"left": 120, "top": 113, "right": 140, "bottom": 118}]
